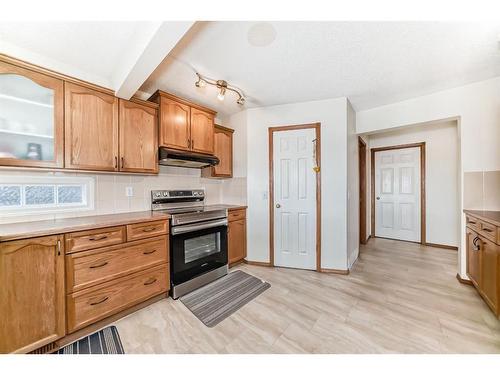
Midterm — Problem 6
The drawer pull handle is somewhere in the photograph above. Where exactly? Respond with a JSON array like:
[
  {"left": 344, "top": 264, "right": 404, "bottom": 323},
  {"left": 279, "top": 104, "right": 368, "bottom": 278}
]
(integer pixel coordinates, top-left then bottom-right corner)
[
  {"left": 89, "top": 261, "right": 108, "bottom": 269},
  {"left": 89, "top": 296, "right": 109, "bottom": 306},
  {"left": 143, "top": 249, "right": 157, "bottom": 255},
  {"left": 89, "top": 235, "right": 108, "bottom": 241},
  {"left": 142, "top": 227, "right": 157, "bottom": 232},
  {"left": 144, "top": 278, "right": 157, "bottom": 286},
  {"left": 472, "top": 237, "right": 480, "bottom": 251},
  {"left": 482, "top": 228, "right": 493, "bottom": 233},
  {"left": 469, "top": 221, "right": 476, "bottom": 225}
]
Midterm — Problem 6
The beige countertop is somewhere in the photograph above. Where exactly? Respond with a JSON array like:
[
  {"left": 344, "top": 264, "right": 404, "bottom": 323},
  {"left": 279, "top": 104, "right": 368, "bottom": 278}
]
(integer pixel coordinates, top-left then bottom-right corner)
[
  {"left": 464, "top": 210, "right": 500, "bottom": 227},
  {"left": 0, "top": 211, "right": 170, "bottom": 243}
]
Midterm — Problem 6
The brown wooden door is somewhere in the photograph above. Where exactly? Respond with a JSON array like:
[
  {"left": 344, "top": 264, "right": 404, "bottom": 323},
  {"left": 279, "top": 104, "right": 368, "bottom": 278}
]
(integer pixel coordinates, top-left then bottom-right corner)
[
  {"left": 190, "top": 108, "right": 214, "bottom": 154},
  {"left": 65, "top": 82, "right": 118, "bottom": 171},
  {"left": 119, "top": 99, "right": 158, "bottom": 173},
  {"left": 228, "top": 219, "right": 247, "bottom": 265},
  {"left": 479, "top": 236, "right": 499, "bottom": 313},
  {"left": 0, "top": 61, "right": 64, "bottom": 168},
  {"left": 158, "top": 97, "right": 190, "bottom": 151},
  {"left": 466, "top": 228, "right": 481, "bottom": 288},
  {"left": 213, "top": 126, "right": 233, "bottom": 177},
  {"left": 0, "top": 235, "right": 65, "bottom": 353}
]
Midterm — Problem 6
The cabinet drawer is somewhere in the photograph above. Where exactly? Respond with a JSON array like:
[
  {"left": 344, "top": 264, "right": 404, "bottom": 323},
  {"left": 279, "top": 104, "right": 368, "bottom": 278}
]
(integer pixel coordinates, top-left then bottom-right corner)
[
  {"left": 66, "top": 264, "right": 169, "bottom": 333},
  {"left": 228, "top": 209, "right": 246, "bottom": 222},
  {"left": 65, "top": 226, "right": 126, "bottom": 254},
  {"left": 127, "top": 220, "right": 168, "bottom": 242},
  {"left": 66, "top": 236, "right": 169, "bottom": 292},
  {"left": 479, "top": 221, "right": 498, "bottom": 244},
  {"left": 466, "top": 215, "right": 481, "bottom": 232}
]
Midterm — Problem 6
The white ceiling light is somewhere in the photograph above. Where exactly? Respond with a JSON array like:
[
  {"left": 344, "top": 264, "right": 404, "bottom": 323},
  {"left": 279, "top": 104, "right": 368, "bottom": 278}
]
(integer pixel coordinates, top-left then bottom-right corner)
[{"left": 247, "top": 22, "right": 277, "bottom": 47}]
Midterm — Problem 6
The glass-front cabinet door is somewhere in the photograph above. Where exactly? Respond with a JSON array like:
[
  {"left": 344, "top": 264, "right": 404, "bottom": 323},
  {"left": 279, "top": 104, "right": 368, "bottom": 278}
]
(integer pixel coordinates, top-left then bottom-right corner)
[{"left": 0, "top": 61, "right": 64, "bottom": 168}]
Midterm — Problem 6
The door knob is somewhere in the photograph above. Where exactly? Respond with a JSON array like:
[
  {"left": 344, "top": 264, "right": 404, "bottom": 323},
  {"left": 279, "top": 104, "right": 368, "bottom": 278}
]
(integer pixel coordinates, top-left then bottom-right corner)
[
  {"left": 376, "top": 196, "right": 380, "bottom": 200},
  {"left": 276, "top": 203, "right": 281, "bottom": 208}
]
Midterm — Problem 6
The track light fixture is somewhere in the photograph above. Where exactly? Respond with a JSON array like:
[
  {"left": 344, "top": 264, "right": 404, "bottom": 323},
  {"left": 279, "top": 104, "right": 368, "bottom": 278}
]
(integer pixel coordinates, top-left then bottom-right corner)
[{"left": 195, "top": 73, "right": 245, "bottom": 105}]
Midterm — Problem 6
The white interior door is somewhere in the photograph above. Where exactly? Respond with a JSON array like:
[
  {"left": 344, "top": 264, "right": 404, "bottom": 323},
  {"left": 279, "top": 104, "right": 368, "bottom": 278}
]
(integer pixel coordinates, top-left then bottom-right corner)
[
  {"left": 375, "top": 147, "right": 421, "bottom": 242},
  {"left": 273, "top": 128, "right": 317, "bottom": 270}
]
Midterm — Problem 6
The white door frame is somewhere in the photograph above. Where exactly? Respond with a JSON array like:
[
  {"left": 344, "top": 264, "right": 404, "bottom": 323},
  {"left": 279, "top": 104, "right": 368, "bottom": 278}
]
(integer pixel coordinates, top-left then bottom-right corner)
[
  {"left": 371, "top": 142, "right": 426, "bottom": 244},
  {"left": 269, "top": 123, "right": 321, "bottom": 271}
]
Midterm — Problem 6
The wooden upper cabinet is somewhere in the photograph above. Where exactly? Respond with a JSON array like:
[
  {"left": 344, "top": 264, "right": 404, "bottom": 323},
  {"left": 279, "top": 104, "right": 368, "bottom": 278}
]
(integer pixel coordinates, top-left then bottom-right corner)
[
  {"left": 0, "top": 235, "right": 65, "bottom": 353},
  {"left": 151, "top": 91, "right": 216, "bottom": 155},
  {"left": 119, "top": 99, "right": 158, "bottom": 173},
  {"left": 190, "top": 108, "right": 214, "bottom": 154},
  {"left": 158, "top": 96, "right": 191, "bottom": 151},
  {"left": 202, "top": 125, "right": 234, "bottom": 178},
  {"left": 65, "top": 82, "right": 119, "bottom": 171},
  {"left": 0, "top": 61, "right": 64, "bottom": 168}
]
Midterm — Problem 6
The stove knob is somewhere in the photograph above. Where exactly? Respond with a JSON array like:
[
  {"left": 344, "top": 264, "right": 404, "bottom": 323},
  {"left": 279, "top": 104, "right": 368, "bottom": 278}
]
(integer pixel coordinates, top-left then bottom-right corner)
[
  {"left": 155, "top": 192, "right": 161, "bottom": 197},
  {"left": 163, "top": 192, "right": 168, "bottom": 196}
]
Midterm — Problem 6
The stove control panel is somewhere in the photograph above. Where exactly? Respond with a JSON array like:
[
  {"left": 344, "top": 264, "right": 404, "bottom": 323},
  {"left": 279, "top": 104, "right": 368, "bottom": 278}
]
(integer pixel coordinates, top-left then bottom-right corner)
[{"left": 151, "top": 189, "right": 205, "bottom": 207}]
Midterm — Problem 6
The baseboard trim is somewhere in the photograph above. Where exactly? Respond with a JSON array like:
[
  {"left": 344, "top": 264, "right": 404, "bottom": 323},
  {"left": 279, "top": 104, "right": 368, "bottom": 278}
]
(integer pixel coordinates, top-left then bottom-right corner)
[
  {"left": 319, "top": 268, "right": 350, "bottom": 275},
  {"left": 456, "top": 273, "right": 473, "bottom": 286},
  {"left": 243, "top": 259, "right": 272, "bottom": 267},
  {"left": 426, "top": 242, "right": 458, "bottom": 251}
]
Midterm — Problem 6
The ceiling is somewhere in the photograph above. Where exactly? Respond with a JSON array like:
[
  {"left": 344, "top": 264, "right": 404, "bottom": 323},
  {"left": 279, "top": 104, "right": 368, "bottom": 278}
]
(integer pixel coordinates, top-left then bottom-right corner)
[
  {"left": 142, "top": 21, "right": 500, "bottom": 115},
  {"left": 2, "top": 21, "right": 500, "bottom": 116}
]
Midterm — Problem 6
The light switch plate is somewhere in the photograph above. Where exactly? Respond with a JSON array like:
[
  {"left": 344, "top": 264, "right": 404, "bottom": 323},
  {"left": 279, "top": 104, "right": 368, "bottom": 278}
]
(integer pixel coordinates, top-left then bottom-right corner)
[{"left": 125, "top": 186, "right": 134, "bottom": 197}]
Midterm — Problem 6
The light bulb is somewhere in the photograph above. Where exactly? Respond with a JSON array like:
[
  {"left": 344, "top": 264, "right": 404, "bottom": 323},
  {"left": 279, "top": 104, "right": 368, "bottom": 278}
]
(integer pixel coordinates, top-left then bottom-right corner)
[
  {"left": 198, "top": 79, "right": 206, "bottom": 88},
  {"left": 217, "top": 88, "right": 226, "bottom": 101}
]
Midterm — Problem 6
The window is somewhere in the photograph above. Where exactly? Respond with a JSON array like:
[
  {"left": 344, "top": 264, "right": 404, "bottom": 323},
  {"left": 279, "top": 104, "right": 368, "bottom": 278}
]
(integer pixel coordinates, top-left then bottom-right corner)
[{"left": 0, "top": 175, "right": 94, "bottom": 215}]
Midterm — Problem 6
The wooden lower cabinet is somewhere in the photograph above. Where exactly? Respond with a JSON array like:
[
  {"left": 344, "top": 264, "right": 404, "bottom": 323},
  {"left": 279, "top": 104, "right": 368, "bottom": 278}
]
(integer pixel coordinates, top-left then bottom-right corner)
[
  {"left": 0, "top": 235, "right": 65, "bottom": 353},
  {"left": 465, "top": 213, "right": 500, "bottom": 318},
  {"left": 228, "top": 208, "right": 247, "bottom": 266},
  {"left": 466, "top": 227, "right": 481, "bottom": 288},
  {"left": 67, "top": 264, "right": 169, "bottom": 333}
]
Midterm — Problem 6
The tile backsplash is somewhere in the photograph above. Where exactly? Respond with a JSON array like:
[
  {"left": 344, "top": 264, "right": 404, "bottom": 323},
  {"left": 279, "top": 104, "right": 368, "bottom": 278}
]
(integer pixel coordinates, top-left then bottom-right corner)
[
  {"left": 0, "top": 166, "right": 247, "bottom": 224},
  {"left": 464, "top": 170, "right": 500, "bottom": 211}
]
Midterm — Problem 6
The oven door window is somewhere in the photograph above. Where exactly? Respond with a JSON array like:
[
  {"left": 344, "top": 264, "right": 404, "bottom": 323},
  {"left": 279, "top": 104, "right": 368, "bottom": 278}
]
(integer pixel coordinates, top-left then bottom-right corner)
[{"left": 184, "top": 232, "right": 221, "bottom": 263}]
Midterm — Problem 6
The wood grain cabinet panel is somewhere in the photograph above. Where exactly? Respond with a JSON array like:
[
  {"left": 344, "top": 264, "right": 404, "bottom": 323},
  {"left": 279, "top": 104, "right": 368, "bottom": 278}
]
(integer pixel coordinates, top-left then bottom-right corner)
[
  {"left": 466, "top": 227, "right": 481, "bottom": 288},
  {"left": 64, "top": 82, "right": 119, "bottom": 171},
  {"left": 66, "top": 264, "right": 169, "bottom": 333},
  {"left": 65, "top": 226, "right": 126, "bottom": 254},
  {"left": 479, "top": 236, "right": 499, "bottom": 314},
  {"left": 0, "top": 61, "right": 64, "bottom": 169},
  {"left": 126, "top": 220, "right": 168, "bottom": 242},
  {"left": 158, "top": 96, "right": 191, "bottom": 151},
  {"left": 228, "top": 213, "right": 247, "bottom": 266},
  {"left": 119, "top": 99, "right": 158, "bottom": 173},
  {"left": 66, "top": 236, "right": 168, "bottom": 293},
  {"left": 202, "top": 125, "right": 234, "bottom": 178},
  {"left": 0, "top": 235, "right": 65, "bottom": 353},
  {"left": 190, "top": 108, "right": 214, "bottom": 154}
]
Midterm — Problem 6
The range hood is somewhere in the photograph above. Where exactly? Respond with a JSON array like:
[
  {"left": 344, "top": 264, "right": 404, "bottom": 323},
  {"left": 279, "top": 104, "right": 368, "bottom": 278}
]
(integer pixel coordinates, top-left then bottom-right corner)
[{"left": 159, "top": 147, "right": 219, "bottom": 169}]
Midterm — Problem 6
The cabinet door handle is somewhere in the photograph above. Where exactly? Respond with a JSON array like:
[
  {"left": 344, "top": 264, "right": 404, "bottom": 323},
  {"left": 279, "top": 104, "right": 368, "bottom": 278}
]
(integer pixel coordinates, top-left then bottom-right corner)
[
  {"left": 89, "top": 261, "right": 108, "bottom": 269},
  {"left": 143, "top": 249, "right": 157, "bottom": 255},
  {"left": 114, "top": 156, "right": 118, "bottom": 169},
  {"left": 142, "top": 227, "right": 157, "bottom": 233},
  {"left": 144, "top": 278, "right": 157, "bottom": 286},
  {"left": 472, "top": 236, "right": 480, "bottom": 251},
  {"left": 88, "top": 235, "right": 108, "bottom": 241},
  {"left": 89, "top": 296, "right": 109, "bottom": 306},
  {"left": 121, "top": 157, "right": 124, "bottom": 169},
  {"left": 57, "top": 239, "right": 61, "bottom": 256}
]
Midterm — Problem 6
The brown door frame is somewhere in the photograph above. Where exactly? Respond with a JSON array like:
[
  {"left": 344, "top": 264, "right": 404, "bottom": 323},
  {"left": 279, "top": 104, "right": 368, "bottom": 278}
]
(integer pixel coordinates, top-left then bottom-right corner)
[
  {"left": 269, "top": 123, "right": 321, "bottom": 271},
  {"left": 370, "top": 142, "right": 426, "bottom": 244},
  {"left": 358, "top": 137, "right": 367, "bottom": 245}
]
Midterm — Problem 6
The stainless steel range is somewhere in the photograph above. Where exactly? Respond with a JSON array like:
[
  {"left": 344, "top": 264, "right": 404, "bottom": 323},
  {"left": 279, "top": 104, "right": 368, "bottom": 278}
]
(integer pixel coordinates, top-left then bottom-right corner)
[{"left": 151, "top": 189, "right": 228, "bottom": 299}]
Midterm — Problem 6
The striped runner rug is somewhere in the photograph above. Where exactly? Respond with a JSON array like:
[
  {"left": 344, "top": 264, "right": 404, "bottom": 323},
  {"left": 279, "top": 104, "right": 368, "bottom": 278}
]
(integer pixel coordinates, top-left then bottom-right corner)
[
  {"left": 56, "top": 326, "right": 125, "bottom": 354},
  {"left": 180, "top": 270, "right": 271, "bottom": 327}
]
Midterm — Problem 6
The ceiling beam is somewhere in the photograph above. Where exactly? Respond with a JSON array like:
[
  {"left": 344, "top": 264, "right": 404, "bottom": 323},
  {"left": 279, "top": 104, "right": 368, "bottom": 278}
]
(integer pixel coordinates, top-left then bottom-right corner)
[{"left": 113, "top": 21, "right": 195, "bottom": 99}]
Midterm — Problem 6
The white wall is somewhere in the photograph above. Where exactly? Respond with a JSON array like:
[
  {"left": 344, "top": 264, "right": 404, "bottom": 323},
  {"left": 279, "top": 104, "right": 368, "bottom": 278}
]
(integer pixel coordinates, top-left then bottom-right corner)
[
  {"left": 368, "top": 120, "right": 460, "bottom": 247},
  {"left": 237, "top": 97, "right": 349, "bottom": 270},
  {"left": 346, "top": 100, "right": 359, "bottom": 268},
  {"left": 357, "top": 76, "right": 500, "bottom": 277}
]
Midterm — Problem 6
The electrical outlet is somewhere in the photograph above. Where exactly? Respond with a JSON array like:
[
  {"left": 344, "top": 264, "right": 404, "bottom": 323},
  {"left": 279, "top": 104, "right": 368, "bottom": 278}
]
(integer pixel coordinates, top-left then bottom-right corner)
[
  {"left": 125, "top": 186, "right": 134, "bottom": 197},
  {"left": 262, "top": 191, "right": 268, "bottom": 200}
]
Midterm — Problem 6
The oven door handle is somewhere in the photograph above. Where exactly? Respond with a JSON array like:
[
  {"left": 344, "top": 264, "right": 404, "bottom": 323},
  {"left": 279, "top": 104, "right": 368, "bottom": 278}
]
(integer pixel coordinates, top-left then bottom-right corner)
[{"left": 171, "top": 218, "right": 228, "bottom": 235}]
